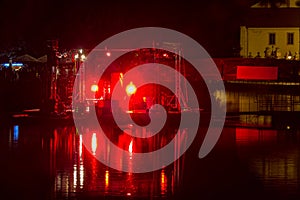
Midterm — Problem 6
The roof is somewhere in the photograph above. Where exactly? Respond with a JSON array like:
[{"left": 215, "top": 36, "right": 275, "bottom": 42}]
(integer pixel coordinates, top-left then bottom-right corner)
[
  {"left": 242, "top": 8, "right": 300, "bottom": 27},
  {"left": 14, "top": 54, "right": 39, "bottom": 62},
  {"left": 37, "top": 55, "right": 47, "bottom": 63}
]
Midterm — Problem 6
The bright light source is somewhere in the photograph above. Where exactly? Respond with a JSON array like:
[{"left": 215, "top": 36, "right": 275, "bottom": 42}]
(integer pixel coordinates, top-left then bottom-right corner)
[
  {"left": 2, "top": 63, "right": 24, "bottom": 67},
  {"left": 163, "top": 53, "right": 168, "bottom": 57},
  {"left": 119, "top": 73, "right": 123, "bottom": 87},
  {"left": 106, "top": 52, "right": 111, "bottom": 57},
  {"left": 74, "top": 54, "right": 79, "bottom": 59},
  {"left": 91, "top": 84, "right": 99, "bottom": 92},
  {"left": 91, "top": 133, "right": 97, "bottom": 156},
  {"left": 79, "top": 49, "right": 83, "bottom": 54},
  {"left": 129, "top": 139, "right": 133, "bottom": 154},
  {"left": 126, "top": 82, "right": 136, "bottom": 96},
  {"left": 105, "top": 170, "right": 109, "bottom": 188},
  {"left": 81, "top": 54, "right": 86, "bottom": 61}
]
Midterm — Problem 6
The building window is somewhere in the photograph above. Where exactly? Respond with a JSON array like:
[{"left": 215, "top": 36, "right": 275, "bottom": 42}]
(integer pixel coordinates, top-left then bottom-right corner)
[
  {"left": 287, "top": 33, "right": 294, "bottom": 45},
  {"left": 269, "top": 33, "right": 276, "bottom": 45}
]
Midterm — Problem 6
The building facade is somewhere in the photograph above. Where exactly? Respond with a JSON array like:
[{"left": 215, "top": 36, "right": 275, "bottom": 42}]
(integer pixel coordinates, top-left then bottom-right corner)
[{"left": 240, "top": 0, "right": 300, "bottom": 59}]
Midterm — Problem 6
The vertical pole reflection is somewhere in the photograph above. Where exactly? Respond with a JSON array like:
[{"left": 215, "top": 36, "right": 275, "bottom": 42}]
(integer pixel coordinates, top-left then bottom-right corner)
[
  {"left": 79, "top": 134, "right": 84, "bottom": 189},
  {"left": 105, "top": 170, "right": 109, "bottom": 193},
  {"left": 9, "top": 125, "right": 19, "bottom": 148},
  {"left": 79, "top": 134, "right": 83, "bottom": 158},
  {"left": 73, "top": 164, "right": 77, "bottom": 190},
  {"left": 160, "top": 169, "right": 167, "bottom": 195},
  {"left": 73, "top": 134, "right": 84, "bottom": 190},
  {"left": 129, "top": 139, "right": 133, "bottom": 159},
  {"left": 126, "top": 171, "right": 133, "bottom": 197},
  {"left": 13, "top": 125, "right": 19, "bottom": 141},
  {"left": 79, "top": 161, "right": 84, "bottom": 189}
]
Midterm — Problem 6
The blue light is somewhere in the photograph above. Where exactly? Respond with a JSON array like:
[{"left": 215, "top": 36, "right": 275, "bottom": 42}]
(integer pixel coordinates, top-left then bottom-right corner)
[
  {"left": 13, "top": 125, "right": 19, "bottom": 141},
  {"left": 1, "top": 63, "right": 24, "bottom": 68}
]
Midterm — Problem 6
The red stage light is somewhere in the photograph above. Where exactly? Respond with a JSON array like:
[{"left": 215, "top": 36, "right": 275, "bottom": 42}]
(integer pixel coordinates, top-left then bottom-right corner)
[
  {"left": 126, "top": 82, "right": 137, "bottom": 96},
  {"left": 91, "top": 84, "right": 99, "bottom": 92}
]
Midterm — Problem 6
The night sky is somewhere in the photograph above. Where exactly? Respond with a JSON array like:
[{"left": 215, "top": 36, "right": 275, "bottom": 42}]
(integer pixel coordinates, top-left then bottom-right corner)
[{"left": 0, "top": 0, "right": 258, "bottom": 57}]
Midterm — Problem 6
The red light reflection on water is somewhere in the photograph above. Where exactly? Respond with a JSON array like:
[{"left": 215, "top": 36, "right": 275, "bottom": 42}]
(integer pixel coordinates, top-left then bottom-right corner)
[
  {"left": 235, "top": 126, "right": 300, "bottom": 198},
  {"left": 236, "top": 128, "right": 277, "bottom": 144},
  {"left": 49, "top": 125, "right": 182, "bottom": 198}
]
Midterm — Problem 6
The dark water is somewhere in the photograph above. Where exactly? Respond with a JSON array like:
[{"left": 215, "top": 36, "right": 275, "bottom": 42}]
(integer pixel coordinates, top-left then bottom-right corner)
[{"left": 0, "top": 114, "right": 299, "bottom": 200}]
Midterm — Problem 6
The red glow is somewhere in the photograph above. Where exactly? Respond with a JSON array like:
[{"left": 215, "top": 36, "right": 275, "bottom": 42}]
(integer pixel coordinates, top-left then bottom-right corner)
[
  {"left": 236, "top": 128, "right": 277, "bottom": 144},
  {"left": 111, "top": 72, "right": 123, "bottom": 88},
  {"left": 236, "top": 66, "right": 278, "bottom": 80},
  {"left": 236, "top": 128, "right": 259, "bottom": 143}
]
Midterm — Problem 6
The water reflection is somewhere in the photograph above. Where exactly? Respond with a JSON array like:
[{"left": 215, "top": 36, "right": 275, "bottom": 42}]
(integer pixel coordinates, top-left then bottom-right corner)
[
  {"left": 13, "top": 125, "right": 19, "bottom": 141},
  {"left": 226, "top": 89, "right": 300, "bottom": 113},
  {"left": 236, "top": 127, "right": 300, "bottom": 199},
  {"left": 49, "top": 123, "right": 183, "bottom": 199},
  {"left": 8, "top": 125, "right": 19, "bottom": 148},
  {"left": 1, "top": 115, "right": 300, "bottom": 199}
]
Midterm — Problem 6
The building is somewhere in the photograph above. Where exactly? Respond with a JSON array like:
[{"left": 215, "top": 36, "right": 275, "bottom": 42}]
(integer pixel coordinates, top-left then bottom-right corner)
[{"left": 240, "top": 0, "right": 300, "bottom": 59}]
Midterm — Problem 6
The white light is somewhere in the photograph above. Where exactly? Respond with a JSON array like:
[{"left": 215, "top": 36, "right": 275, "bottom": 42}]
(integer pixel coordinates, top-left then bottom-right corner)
[
  {"left": 92, "top": 133, "right": 97, "bottom": 156},
  {"left": 126, "top": 82, "right": 137, "bottom": 96},
  {"left": 106, "top": 52, "right": 111, "bottom": 57},
  {"left": 129, "top": 139, "right": 133, "bottom": 158},
  {"left": 91, "top": 84, "right": 99, "bottom": 92}
]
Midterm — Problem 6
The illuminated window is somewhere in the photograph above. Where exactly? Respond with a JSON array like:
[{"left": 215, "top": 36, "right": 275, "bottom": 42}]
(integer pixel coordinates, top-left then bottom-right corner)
[
  {"left": 269, "top": 33, "right": 276, "bottom": 45},
  {"left": 287, "top": 33, "right": 294, "bottom": 45}
]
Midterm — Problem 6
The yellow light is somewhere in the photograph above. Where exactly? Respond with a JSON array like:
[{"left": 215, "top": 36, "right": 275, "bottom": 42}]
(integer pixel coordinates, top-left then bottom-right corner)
[
  {"left": 160, "top": 169, "right": 167, "bottom": 194},
  {"left": 129, "top": 139, "right": 133, "bottom": 158},
  {"left": 91, "top": 84, "right": 99, "bottom": 92},
  {"left": 119, "top": 73, "right": 123, "bottom": 87},
  {"left": 80, "top": 54, "right": 86, "bottom": 61},
  {"left": 105, "top": 170, "right": 109, "bottom": 188},
  {"left": 126, "top": 82, "right": 136, "bottom": 96}
]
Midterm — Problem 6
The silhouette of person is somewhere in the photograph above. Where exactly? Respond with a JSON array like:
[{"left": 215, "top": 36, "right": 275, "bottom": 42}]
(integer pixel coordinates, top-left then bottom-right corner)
[{"left": 255, "top": 52, "right": 261, "bottom": 58}]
